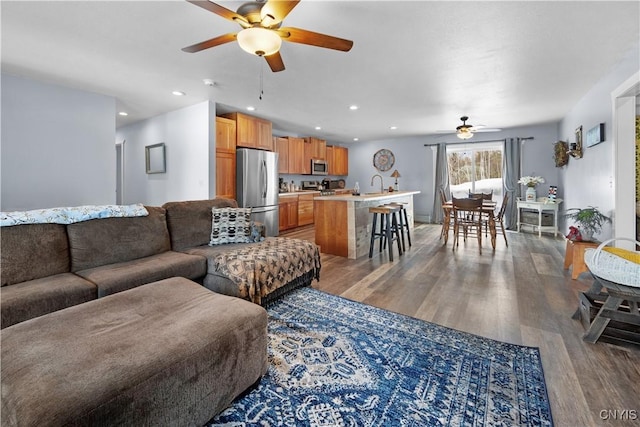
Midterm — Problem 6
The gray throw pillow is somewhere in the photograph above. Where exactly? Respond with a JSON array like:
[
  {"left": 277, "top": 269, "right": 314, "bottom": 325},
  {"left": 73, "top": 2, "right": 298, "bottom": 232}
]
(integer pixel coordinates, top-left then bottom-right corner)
[{"left": 209, "top": 207, "right": 252, "bottom": 245}]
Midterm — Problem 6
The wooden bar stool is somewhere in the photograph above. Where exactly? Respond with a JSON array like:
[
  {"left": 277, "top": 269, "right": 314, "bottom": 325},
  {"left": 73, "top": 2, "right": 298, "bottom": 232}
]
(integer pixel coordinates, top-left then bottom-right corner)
[
  {"left": 369, "top": 205, "right": 403, "bottom": 261},
  {"left": 386, "top": 202, "right": 411, "bottom": 251}
]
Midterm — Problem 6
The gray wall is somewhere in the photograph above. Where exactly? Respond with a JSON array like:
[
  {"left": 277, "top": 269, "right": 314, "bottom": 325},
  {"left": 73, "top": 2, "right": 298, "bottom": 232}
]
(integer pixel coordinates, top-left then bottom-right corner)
[
  {"left": 346, "top": 122, "right": 560, "bottom": 222},
  {"left": 1, "top": 73, "right": 116, "bottom": 211},
  {"left": 115, "top": 101, "right": 215, "bottom": 206},
  {"left": 559, "top": 44, "right": 639, "bottom": 240}
]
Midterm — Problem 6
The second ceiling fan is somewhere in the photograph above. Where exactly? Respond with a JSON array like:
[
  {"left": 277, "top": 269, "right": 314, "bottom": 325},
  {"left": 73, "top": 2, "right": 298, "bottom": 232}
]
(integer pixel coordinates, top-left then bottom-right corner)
[
  {"left": 437, "top": 116, "right": 502, "bottom": 140},
  {"left": 182, "top": 0, "right": 353, "bottom": 72}
]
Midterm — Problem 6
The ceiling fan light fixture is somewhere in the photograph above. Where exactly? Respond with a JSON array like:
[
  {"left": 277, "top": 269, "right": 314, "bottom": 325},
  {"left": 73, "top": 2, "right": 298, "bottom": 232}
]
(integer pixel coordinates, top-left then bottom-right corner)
[
  {"left": 457, "top": 129, "right": 474, "bottom": 140},
  {"left": 237, "top": 27, "right": 282, "bottom": 56}
]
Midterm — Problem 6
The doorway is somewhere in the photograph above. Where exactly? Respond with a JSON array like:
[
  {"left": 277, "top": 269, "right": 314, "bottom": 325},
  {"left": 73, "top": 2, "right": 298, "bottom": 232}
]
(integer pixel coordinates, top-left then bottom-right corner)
[{"left": 611, "top": 71, "right": 639, "bottom": 249}]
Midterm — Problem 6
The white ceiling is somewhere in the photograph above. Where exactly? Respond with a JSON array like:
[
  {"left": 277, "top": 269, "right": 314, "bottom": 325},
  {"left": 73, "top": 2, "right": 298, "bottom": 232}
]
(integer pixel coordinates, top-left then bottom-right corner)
[{"left": 2, "top": 1, "right": 639, "bottom": 143}]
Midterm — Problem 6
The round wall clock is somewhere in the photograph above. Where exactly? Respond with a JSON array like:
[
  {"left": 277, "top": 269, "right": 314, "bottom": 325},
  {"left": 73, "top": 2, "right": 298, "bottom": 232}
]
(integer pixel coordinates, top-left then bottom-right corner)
[{"left": 373, "top": 149, "right": 395, "bottom": 172}]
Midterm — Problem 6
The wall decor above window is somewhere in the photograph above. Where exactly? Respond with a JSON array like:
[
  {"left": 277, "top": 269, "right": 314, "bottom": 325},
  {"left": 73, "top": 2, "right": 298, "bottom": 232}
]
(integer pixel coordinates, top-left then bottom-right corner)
[{"left": 586, "top": 123, "right": 605, "bottom": 147}]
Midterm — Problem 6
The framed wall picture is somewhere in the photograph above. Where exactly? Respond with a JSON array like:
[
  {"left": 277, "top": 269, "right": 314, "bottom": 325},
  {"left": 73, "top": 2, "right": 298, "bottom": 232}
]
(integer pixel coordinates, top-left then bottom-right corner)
[
  {"left": 585, "top": 123, "right": 605, "bottom": 147},
  {"left": 145, "top": 143, "right": 166, "bottom": 174}
]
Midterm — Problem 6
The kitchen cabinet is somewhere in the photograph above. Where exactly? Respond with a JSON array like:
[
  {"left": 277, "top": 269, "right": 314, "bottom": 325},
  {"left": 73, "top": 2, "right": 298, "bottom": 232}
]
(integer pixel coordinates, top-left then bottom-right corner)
[
  {"left": 275, "top": 137, "right": 305, "bottom": 174},
  {"left": 333, "top": 146, "right": 349, "bottom": 176},
  {"left": 326, "top": 145, "right": 349, "bottom": 176},
  {"left": 275, "top": 137, "right": 289, "bottom": 174},
  {"left": 325, "top": 146, "right": 334, "bottom": 175},
  {"left": 303, "top": 137, "right": 326, "bottom": 174},
  {"left": 279, "top": 195, "right": 298, "bottom": 231},
  {"left": 215, "top": 117, "right": 237, "bottom": 199},
  {"left": 222, "top": 112, "right": 273, "bottom": 151},
  {"left": 215, "top": 151, "right": 236, "bottom": 199},
  {"left": 288, "top": 137, "right": 305, "bottom": 174},
  {"left": 298, "top": 193, "right": 315, "bottom": 226}
]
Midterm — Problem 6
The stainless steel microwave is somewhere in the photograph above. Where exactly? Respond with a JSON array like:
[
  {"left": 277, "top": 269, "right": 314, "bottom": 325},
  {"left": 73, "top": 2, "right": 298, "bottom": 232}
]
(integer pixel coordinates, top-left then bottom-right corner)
[{"left": 310, "top": 159, "right": 328, "bottom": 175}]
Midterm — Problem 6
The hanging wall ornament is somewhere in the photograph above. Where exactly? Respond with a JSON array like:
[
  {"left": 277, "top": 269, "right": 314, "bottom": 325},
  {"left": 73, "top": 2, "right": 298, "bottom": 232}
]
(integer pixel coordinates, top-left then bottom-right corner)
[{"left": 553, "top": 141, "right": 569, "bottom": 167}]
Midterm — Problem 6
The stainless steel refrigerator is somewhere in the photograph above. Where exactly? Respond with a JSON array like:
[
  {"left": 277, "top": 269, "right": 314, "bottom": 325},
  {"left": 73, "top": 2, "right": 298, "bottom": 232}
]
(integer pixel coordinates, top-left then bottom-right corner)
[{"left": 236, "top": 148, "right": 279, "bottom": 237}]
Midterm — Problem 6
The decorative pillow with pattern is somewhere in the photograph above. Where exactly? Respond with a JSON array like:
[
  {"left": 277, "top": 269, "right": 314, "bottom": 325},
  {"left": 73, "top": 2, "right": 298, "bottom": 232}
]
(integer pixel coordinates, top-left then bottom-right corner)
[{"left": 209, "top": 207, "right": 252, "bottom": 245}]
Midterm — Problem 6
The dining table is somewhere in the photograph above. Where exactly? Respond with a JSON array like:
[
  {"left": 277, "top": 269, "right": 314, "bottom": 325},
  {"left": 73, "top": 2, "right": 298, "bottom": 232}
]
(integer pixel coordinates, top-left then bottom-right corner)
[{"left": 442, "top": 200, "right": 498, "bottom": 249}]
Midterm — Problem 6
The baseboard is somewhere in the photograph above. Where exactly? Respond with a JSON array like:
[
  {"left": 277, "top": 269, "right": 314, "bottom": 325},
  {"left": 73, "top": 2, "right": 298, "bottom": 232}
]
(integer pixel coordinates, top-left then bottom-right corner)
[{"left": 415, "top": 215, "right": 431, "bottom": 223}]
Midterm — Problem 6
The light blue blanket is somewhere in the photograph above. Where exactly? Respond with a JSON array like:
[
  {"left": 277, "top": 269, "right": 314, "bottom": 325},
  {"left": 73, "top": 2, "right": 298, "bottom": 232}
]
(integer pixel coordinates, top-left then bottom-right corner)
[{"left": 0, "top": 204, "right": 148, "bottom": 227}]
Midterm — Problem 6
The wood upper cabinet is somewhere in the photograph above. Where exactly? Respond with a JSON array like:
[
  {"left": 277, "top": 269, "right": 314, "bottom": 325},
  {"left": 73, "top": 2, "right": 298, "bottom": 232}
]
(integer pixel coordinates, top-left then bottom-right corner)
[
  {"left": 216, "top": 117, "right": 236, "bottom": 152},
  {"left": 255, "top": 119, "right": 274, "bottom": 151},
  {"left": 326, "top": 145, "right": 348, "bottom": 176},
  {"left": 287, "top": 137, "right": 305, "bottom": 174},
  {"left": 221, "top": 112, "right": 273, "bottom": 151},
  {"left": 333, "top": 146, "right": 349, "bottom": 176},
  {"left": 215, "top": 117, "right": 237, "bottom": 199},
  {"left": 302, "top": 137, "right": 326, "bottom": 174},
  {"left": 275, "top": 137, "right": 289, "bottom": 174},
  {"left": 325, "top": 146, "right": 334, "bottom": 175}
]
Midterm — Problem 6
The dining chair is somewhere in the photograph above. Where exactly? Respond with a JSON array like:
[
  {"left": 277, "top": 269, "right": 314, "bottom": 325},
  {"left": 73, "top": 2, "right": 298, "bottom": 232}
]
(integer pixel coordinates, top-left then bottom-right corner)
[
  {"left": 468, "top": 189, "right": 493, "bottom": 200},
  {"left": 469, "top": 190, "right": 493, "bottom": 236},
  {"left": 439, "top": 189, "right": 454, "bottom": 242},
  {"left": 494, "top": 193, "right": 509, "bottom": 246},
  {"left": 451, "top": 196, "right": 483, "bottom": 253}
]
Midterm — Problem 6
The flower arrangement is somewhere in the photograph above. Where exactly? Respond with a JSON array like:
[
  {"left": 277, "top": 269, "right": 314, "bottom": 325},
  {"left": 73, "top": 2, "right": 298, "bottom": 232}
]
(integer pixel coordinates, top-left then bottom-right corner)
[{"left": 518, "top": 176, "right": 545, "bottom": 188}]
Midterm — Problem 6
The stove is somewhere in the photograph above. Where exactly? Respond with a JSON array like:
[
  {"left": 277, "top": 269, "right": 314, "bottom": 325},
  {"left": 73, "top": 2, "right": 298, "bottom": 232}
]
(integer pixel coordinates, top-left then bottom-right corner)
[{"left": 320, "top": 190, "right": 336, "bottom": 196}]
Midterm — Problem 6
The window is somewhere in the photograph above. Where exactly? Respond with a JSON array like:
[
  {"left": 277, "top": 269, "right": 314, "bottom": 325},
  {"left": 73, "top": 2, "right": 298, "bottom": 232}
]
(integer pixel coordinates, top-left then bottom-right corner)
[{"left": 447, "top": 141, "right": 503, "bottom": 205}]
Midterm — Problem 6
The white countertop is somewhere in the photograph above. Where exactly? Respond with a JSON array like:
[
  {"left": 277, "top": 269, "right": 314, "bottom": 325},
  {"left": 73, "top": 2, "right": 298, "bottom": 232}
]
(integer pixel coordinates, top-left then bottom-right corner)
[
  {"left": 314, "top": 190, "right": 420, "bottom": 201},
  {"left": 278, "top": 190, "right": 320, "bottom": 197}
]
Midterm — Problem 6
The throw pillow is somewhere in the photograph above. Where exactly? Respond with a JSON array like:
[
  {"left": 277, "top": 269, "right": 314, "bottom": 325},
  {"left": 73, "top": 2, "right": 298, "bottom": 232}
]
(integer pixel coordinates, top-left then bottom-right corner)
[
  {"left": 249, "top": 221, "right": 265, "bottom": 243},
  {"left": 209, "top": 207, "right": 252, "bottom": 245}
]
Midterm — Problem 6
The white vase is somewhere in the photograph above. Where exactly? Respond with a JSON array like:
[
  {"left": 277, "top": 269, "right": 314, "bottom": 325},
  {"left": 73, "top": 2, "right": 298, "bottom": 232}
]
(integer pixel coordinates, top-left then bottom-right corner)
[{"left": 526, "top": 186, "right": 536, "bottom": 201}]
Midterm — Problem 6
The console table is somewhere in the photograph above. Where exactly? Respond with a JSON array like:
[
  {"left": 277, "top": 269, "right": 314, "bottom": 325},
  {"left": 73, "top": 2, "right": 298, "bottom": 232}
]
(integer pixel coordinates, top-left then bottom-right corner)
[{"left": 516, "top": 198, "right": 563, "bottom": 237}]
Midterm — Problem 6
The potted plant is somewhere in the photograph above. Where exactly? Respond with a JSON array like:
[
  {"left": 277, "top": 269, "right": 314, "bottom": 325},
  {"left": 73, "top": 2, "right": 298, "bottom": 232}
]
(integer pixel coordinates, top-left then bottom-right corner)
[{"left": 564, "top": 206, "right": 611, "bottom": 241}]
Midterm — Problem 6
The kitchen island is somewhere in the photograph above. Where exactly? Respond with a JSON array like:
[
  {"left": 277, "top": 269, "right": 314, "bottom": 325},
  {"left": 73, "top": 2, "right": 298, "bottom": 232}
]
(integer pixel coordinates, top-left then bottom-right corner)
[{"left": 314, "top": 191, "right": 420, "bottom": 259}]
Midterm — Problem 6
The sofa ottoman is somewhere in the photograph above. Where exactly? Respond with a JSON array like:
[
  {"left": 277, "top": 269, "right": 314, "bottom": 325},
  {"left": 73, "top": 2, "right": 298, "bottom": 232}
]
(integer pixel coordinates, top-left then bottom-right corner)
[{"left": 1, "top": 277, "right": 268, "bottom": 426}]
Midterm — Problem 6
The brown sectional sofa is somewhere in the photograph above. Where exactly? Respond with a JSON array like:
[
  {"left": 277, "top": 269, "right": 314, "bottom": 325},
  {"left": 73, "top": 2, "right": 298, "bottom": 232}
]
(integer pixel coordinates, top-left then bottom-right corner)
[
  {"left": 2, "top": 277, "right": 268, "bottom": 426},
  {"left": 1, "top": 206, "right": 206, "bottom": 328},
  {"left": 1, "top": 197, "right": 321, "bottom": 425}
]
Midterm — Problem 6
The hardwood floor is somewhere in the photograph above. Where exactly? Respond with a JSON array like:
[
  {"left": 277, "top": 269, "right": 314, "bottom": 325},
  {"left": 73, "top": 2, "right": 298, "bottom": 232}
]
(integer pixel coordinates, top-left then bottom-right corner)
[{"left": 282, "top": 223, "right": 640, "bottom": 427}]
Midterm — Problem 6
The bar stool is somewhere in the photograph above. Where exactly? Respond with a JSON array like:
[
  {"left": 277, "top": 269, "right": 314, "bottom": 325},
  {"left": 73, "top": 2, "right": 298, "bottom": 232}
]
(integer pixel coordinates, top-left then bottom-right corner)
[
  {"left": 369, "top": 205, "right": 403, "bottom": 261},
  {"left": 386, "top": 202, "right": 412, "bottom": 251}
]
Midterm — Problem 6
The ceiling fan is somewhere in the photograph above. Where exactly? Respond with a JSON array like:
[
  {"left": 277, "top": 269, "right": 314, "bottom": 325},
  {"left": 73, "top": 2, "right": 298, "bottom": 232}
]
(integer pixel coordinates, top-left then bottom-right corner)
[
  {"left": 437, "top": 116, "right": 502, "bottom": 140},
  {"left": 182, "top": 0, "right": 354, "bottom": 72}
]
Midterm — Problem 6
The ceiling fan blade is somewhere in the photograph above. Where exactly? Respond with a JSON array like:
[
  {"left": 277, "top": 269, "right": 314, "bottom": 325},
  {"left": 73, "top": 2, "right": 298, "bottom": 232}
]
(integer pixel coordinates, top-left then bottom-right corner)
[
  {"left": 265, "top": 51, "right": 285, "bottom": 72},
  {"left": 182, "top": 32, "right": 237, "bottom": 53},
  {"left": 474, "top": 128, "right": 502, "bottom": 132},
  {"left": 186, "top": 0, "right": 249, "bottom": 26},
  {"left": 261, "top": 0, "right": 300, "bottom": 27},
  {"left": 278, "top": 27, "right": 353, "bottom": 51}
]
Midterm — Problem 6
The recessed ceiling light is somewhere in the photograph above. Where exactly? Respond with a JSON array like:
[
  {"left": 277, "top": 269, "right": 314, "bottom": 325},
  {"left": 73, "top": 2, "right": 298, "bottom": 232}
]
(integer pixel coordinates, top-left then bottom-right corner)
[
  {"left": 353, "top": 137, "right": 359, "bottom": 141},
  {"left": 349, "top": 105, "right": 359, "bottom": 110},
  {"left": 390, "top": 126, "right": 397, "bottom": 130},
  {"left": 246, "top": 106, "right": 256, "bottom": 111},
  {"left": 172, "top": 91, "right": 186, "bottom": 96},
  {"left": 315, "top": 126, "right": 321, "bottom": 130},
  {"left": 118, "top": 111, "right": 128, "bottom": 116},
  {"left": 203, "top": 79, "right": 215, "bottom": 87}
]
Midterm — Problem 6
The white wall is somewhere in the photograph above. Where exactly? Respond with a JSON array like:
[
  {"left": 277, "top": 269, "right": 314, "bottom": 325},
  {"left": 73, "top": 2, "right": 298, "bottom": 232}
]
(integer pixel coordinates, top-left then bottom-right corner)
[
  {"left": 116, "top": 101, "right": 215, "bottom": 206},
  {"left": 347, "top": 122, "right": 560, "bottom": 222},
  {"left": 1, "top": 73, "right": 116, "bottom": 210},
  {"left": 559, "top": 44, "right": 639, "bottom": 240}
]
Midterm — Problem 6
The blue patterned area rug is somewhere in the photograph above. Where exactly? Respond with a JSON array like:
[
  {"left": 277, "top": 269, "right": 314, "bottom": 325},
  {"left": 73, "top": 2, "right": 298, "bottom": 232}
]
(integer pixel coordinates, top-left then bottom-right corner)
[{"left": 207, "top": 288, "right": 553, "bottom": 426}]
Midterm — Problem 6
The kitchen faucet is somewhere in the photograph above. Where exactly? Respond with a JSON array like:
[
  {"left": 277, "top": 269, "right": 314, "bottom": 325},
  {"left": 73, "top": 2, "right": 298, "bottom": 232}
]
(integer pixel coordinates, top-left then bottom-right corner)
[{"left": 371, "top": 174, "right": 384, "bottom": 194}]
